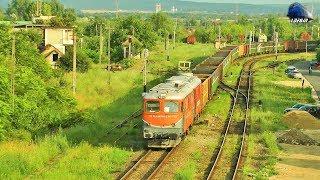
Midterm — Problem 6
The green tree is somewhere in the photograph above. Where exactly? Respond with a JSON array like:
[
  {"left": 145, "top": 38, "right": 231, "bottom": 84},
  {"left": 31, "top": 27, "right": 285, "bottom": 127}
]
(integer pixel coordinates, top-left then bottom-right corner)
[
  {"left": 49, "top": 0, "right": 64, "bottom": 16},
  {"left": 0, "top": 25, "right": 80, "bottom": 139},
  {"left": 41, "top": 2, "right": 53, "bottom": 16},
  {"left": 0, "top": 8, "right": 5, "bottom": 20},
  {"left": 149, "top": 12, "right": 174, "bottom": 37},
  {"left": 7, "top": 0, "right": 33, "bottom": 20},
  {"left": 195, "top": 27, "right": 216, "bottom": 43},
  {"left": 316, "top": 48, "right": 320, "bottom": 62},
  {"left": 0, "top": 57, "right": 12, "bottom": 140},
  {"left": 119, "top": 15, "right": 157, "bottom": 48},
  {"left": 61, "top": 8, "right": 77, "bottom": 27},
  {"left": 110, "top": 29, "right": 128, "bottom": 62},
  {"left": 58, "top": 47, "right": 92, "bottom": 73}
]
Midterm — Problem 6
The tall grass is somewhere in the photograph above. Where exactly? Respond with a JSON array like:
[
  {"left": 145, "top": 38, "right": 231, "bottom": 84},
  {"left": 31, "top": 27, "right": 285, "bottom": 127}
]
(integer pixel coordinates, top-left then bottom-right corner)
[
  {"left": 0, "top": 134, "right": 69, "bottom": 178},
  {"left": 243, "top": 53, "right": 315, "bottom": 178}
]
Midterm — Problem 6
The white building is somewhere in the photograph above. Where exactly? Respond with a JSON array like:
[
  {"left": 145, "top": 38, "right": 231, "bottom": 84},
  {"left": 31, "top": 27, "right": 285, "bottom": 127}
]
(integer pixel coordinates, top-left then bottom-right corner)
[
  {"left": 42, "top": 27, "right": 74, "bottom": 67},
  {"left": 171, "top": 6, "right": 178, "bottom": 13},
  {"left": 156, "top": 3, "right": 162, "bottom": 13}
]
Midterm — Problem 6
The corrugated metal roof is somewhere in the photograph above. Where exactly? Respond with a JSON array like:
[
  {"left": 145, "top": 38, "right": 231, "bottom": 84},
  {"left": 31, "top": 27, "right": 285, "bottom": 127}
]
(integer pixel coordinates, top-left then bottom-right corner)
[{"left": 144, "top": 74, "right": 201, "bottom": 100}]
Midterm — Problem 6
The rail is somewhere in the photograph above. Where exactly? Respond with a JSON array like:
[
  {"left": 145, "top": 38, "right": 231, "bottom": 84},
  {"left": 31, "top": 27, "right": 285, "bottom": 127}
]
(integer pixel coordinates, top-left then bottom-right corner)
[
  {"left": 119, "top": 147, "right": 177, "bottom": 180},
  {"left": 206, "top": 57, "right": 254, "bottom": 180}
]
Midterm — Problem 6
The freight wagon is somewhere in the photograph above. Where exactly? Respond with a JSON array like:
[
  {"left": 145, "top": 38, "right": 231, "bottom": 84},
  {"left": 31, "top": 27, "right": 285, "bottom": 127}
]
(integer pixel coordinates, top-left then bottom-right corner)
[{"left": 142, "top": 40, "right": 319, "bottom": 148}]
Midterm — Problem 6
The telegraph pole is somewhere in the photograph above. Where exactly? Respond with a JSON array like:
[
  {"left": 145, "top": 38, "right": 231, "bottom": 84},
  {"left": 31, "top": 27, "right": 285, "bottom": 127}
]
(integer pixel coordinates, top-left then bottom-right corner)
[
  {"left": 99, "top": 24, "right": 104, "bottom": 64},
  {"left": 173, "top": 18, "right": 177, "bottom": 49},
  {"left": 115, "top": 0, "right": 119, "bottom": 18},
  {"left": 107, "top": 26, "right": 112, "bottom": 85},
  {"left": 166, "top": 33, "right": 170, "bottom": 61},
  {"left": 275, "top": 32, "right": 278, "bottom": 60},
  {"left": 11, "top": 31, "right": 16, "bottom": 109},
  {"left": 218, "top": 25, "right": 221, "bottom": 49},
  {"left": 312, "top": 25, "right": 314, "bottom": 40},
  {"left": 72, "top": 30, "right": 77, "bottom": 95},
  {"left": 252, "top": 26, "right": 255, "bottom": 42},
  {"left": 249, "top": 31, "right": 252, "bottom": 56},
  {"left": 273, "top": 26, "right": 276, "bottom": 42},
  {"left": 143, "top": 49, "right": 149, "bottom": 93}
]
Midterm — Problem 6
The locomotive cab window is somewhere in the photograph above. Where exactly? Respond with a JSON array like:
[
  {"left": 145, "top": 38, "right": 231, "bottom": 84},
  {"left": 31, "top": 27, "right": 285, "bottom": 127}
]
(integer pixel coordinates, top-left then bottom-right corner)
[
  {"left": 146, "top": 101, "right": 160, "bottom": 112},
  {"left": 164, "top": 101, "right": 179, "bottom": 113}
]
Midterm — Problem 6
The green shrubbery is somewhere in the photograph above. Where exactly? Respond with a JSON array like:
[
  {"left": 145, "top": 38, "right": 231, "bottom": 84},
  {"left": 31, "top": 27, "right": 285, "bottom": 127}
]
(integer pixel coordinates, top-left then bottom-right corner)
[
  {"left": 0, "top": 25, "right": 85, "bottom": 140},
  {"left": 58, "top": 47, "right": 92, "bottom": 73},
  {"left": 316, "top": 48, "right": 320, "bottom": 62},
  {"left": 0, "top": 134, "right": 69, "bottom": 178}
]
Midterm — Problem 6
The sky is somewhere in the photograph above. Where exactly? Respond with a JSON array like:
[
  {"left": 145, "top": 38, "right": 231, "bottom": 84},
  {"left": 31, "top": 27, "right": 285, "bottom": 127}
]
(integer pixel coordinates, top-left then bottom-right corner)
[{"left": 185, "top": 0, "right": 314, "bottom": 4}]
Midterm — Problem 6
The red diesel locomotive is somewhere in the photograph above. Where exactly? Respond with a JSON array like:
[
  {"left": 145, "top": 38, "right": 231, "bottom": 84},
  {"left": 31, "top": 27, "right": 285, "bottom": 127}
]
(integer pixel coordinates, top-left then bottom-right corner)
[{"left": 142, "top": 41, "right": 319, "bottom": 148}]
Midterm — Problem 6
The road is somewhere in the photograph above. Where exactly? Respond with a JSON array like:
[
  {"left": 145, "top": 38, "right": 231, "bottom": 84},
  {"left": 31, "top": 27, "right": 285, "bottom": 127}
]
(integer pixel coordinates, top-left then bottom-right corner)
[{"left": 294, "top": 61, "right": 320, "bottom": 101}]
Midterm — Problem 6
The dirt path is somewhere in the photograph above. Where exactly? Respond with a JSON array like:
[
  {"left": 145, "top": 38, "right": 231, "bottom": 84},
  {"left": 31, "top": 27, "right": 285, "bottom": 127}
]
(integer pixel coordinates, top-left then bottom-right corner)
[{"left": 271, "top": 144, "right": 320, "bottom": 180}]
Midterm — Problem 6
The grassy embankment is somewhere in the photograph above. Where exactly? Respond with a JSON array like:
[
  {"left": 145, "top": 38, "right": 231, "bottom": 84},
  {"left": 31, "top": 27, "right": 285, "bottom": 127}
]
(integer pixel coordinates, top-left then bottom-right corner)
[
  {"left": 243, "top": 53, "right": 315, "bottom": 178},
  {"left": 0, "top": 42, "right": 214, "bottom": 178},
  {"left": 173, "top": 91, "right": 232, "bottom": 179},
  {"left": 174, "top": 52, "right": 315, "bottom": 179}
]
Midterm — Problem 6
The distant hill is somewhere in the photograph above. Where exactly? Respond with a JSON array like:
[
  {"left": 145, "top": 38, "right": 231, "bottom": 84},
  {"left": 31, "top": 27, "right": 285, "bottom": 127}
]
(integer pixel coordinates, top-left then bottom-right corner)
[{"left": 1, "top": 0, "right": 317, "bottom": 15}]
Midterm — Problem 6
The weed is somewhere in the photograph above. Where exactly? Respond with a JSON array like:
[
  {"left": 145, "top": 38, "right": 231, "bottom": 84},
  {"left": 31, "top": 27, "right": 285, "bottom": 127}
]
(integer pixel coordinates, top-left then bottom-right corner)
[{"left": 174, "top": 161, "right": 197, "bottom": 180}]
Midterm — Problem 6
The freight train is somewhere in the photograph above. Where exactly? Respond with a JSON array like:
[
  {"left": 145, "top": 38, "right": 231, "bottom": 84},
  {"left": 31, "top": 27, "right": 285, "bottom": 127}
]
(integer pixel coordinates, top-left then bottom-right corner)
[{"left": 142, "top": 40, "right": 319, "bottom": 148}]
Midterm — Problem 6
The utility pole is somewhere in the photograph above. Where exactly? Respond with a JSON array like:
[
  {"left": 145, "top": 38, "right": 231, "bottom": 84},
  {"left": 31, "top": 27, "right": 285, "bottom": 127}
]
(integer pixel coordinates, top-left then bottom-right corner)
[
  {"left": 128, "top": 37, "right": 132, "bottom": 59},
  {"left": 107, "top": 26, "right": 112, "bottom": 85},
  {"left": 312, "top": 25, "right": 314, "bottom": 40},
  {"left": 115, "top": 0, "right": 119, "bottom": 18},
  {"left": 252, "top": 26, "right": 255, "bottom": 42},
  {"left": 236, "top": 3, "right": 239, "bottom": 23},
  {"left": 11, "top": 31, "right": 16, "bottom": 109},
  {"left": 273, "top": 26, "right": 276, "bottom": 42},
  {"left": 166, "top": 32, "right": 170, "bottom": 61},
  {"left": 99, "top": 24, "right": 104, "bottom": 64},
  {"left": 218, "top": 25, "right": 221, "bottom": 49},
  {"left": 36, "top": 0, "right": 42, "bottom": 16},
  {"left": 143, "top": 49, "right": 149, "bottom": 93},
  {"left": 249, "top": 31, "right": 252, "bottom": 56},
  {"left": 244, "top": 31, "right": 247, "bottom": 44},
  {"left": 275, "top": 32, "right": 278, "bottom": 60},
  {"left": 72, "top": 30, "right": 77, "bottom": 95},
  {"left": 173, "top": 18, "right": 177, "bottom": 49}
]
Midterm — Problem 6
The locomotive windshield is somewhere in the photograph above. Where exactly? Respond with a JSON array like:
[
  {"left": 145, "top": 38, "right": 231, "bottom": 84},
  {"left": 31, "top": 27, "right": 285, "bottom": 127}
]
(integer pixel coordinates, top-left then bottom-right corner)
[
  {"left": 146, "top": 101, "right": 160, "bottom": 112},
  {"left": 164, "top": 101, "right": 179, "bottom": 113}
]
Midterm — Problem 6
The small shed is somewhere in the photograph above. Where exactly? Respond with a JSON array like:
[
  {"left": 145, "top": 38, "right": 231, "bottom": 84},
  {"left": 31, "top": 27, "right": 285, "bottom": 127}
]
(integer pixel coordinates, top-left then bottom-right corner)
[
  {"left": 42, "top": 44, "right": 64, "bottom": 69},
  {"left": 122, "top": 36, "right": 142, "bottom": 59},
  {"left": 187, "top": 35, "right": 196, "bottom": 44},
  {"left": 258, "top": 33, "right": 268, "bottom": 42},
  {"left": 215, "top": 37, "right": 227, "bottom": 49}
]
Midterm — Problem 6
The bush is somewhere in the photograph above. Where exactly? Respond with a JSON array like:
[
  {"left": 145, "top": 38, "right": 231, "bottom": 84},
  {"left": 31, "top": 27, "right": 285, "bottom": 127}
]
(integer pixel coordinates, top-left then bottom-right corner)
[
  {"left": 174, "top": 161, "right": 196, "bottom": 180},
  {"left": 120, "top": 58, "right": 135, "bottom": 69},
  {"left": 195, "top": 27, "right": 216, "bottom": 43},
  {"left": 316, "top": 48, "right": 320, "bottom": 62},
  {"left": 58, "top": 47, "right": 92, "bottom": 73}
]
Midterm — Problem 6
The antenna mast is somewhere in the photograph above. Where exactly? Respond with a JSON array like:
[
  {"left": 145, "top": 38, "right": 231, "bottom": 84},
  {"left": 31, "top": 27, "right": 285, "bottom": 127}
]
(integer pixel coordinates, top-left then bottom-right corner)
[{"left": 115, "top": 0, "right": 119, "bottom": 18}]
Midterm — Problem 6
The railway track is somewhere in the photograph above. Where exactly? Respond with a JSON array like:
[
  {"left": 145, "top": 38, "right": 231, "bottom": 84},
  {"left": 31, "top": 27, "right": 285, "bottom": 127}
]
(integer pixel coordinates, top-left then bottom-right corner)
[
  {"left": 106, "top": 109, "right": 142, "bottom": 135},
  {"left": 118, "top": 147, "right": 176, "bottom": 180},
  {"left": 206, "top": 58, "right": 255, "bottom": 180}
]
